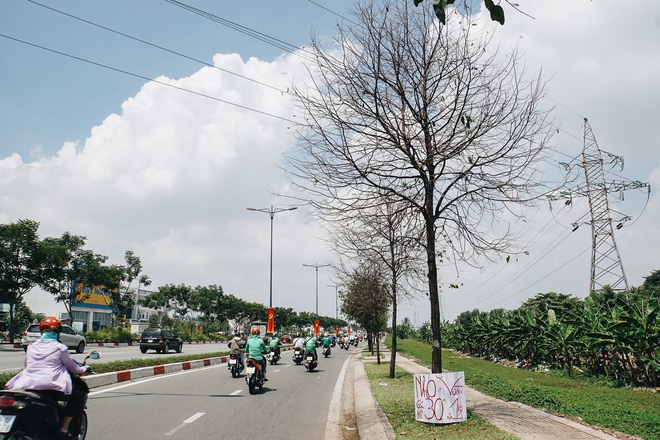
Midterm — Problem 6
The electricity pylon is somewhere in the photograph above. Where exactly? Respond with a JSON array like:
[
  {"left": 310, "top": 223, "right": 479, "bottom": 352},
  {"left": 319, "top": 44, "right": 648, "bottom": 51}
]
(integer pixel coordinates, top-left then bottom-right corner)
[{"left": 548, "top": 119, "right": 650, "bottom": 293}]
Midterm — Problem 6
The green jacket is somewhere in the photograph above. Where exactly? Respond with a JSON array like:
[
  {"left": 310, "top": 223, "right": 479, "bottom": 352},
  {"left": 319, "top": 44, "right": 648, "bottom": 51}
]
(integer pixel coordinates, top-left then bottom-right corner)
[
  {"left": 268, "top": 337, "right": 281, "bottom": 348},
  {"left": 245, "top": 334, "right": 267, "bottom": 360},
  {"left": 305, "top": 335, "right": 317, "bottom": 352}
]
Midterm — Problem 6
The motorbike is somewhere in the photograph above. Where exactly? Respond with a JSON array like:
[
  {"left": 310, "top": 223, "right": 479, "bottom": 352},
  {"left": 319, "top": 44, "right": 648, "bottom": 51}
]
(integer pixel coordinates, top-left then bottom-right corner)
[
  {"left": 292, "top": 347, "right": 304, "bottom": 365},
  {"left": 244, "top": 357, "right": 265, "bottom": 395},
  {"left": 322, "top": 345, "right": 331, "bottom": 358},
  {"left": 266, "top": 348, "right": 280, "bottom": 365},
  {"left": 0, "top": 350, "right": 102, "bottom": 440},
  {"left": 303, "top": 351, "right": 318, "bottom": 372},
  {"left": 227, "top": 352, "right": 244, "bottom": 378}
]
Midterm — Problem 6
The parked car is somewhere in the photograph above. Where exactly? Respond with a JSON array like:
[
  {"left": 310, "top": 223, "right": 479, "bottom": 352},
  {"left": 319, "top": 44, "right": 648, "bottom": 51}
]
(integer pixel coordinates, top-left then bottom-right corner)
[
  {"left": 21, "top": 324, "right": 86, "bottom": 353},
  {"left": 280, "top": 334, "right": 292, "bottom": 344},
  {"left": 139, "top": 328, "right": 183, "bottom": 354}
]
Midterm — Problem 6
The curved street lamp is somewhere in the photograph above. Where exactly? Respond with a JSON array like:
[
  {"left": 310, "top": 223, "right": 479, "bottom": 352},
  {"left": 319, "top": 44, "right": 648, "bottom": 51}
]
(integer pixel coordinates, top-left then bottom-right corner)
[{"left": 247, "top": 205, "right": 297, "bottom": 308}]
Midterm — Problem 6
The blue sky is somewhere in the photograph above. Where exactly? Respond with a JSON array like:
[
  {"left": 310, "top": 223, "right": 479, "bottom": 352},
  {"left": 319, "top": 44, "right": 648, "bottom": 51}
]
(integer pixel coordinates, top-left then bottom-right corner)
[{"left": 0, "top": 0, "right": 658, "bottom": 325}]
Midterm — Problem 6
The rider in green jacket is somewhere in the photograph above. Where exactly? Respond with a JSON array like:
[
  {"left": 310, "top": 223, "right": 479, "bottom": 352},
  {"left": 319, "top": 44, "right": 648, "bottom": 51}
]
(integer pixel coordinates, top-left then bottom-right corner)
[
  {"left": 304, "top": 334, "right": 318, "bottom": 360},
  {"left": 245, "top": 328, "right": 268, "bottom": 381}
]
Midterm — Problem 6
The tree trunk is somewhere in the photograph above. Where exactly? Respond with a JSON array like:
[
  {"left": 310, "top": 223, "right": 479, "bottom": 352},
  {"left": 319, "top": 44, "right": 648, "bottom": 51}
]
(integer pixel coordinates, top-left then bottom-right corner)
[
  {"left": 390, "top": 295, "right": 397, "bottom": 378},
  {"left": 8, "top": 302, "right": 15, "bottom": 344},
  {"left": 376, "top": 331, "right": 381, "bottom": 365},
  {"left": 425, "top": 214, "right": 442, "bottom": 373}
]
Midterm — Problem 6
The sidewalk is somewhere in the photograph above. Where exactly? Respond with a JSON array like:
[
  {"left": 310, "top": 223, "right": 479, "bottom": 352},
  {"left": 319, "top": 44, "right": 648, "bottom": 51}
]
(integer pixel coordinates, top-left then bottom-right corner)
[{"left": 357, "top": 350, "right": 624, "bottom": 440}]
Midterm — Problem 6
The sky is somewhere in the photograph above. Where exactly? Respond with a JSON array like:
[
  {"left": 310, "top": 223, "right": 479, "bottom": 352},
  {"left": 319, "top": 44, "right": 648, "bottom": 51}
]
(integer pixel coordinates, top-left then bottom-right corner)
[{"left": 0, "top": 0, "right": 658, "bottom": 327}]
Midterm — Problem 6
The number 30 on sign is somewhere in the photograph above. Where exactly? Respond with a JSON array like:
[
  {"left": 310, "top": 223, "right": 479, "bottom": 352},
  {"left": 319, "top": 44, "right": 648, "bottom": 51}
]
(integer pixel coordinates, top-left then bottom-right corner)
[{"left": 414, "top": 372, "right": 467, "bottom": 424}]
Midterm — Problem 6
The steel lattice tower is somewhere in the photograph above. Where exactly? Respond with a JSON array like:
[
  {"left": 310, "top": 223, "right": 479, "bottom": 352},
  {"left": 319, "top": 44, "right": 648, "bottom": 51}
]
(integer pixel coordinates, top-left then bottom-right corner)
[
  {"left": 549, "top": 119, "right": 650, "bottom": 293},
  {"left": 581, "top": 120, "right": 629, "bottom": 292}
]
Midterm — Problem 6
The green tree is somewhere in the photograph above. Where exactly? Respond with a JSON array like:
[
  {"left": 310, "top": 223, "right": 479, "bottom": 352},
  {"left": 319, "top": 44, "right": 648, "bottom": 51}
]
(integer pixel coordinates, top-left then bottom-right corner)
[
  {"left": 340, "top": 264, "right": 391, "bottom": 359},
  {"left": 192, "top": 284, "right": 224, "bottom": 333},
  {"left": 0, "top": 219, "right": 46, "bottom": 342},
  {"left": 39, "top": 232, "right": 117, "bottom": 321}
]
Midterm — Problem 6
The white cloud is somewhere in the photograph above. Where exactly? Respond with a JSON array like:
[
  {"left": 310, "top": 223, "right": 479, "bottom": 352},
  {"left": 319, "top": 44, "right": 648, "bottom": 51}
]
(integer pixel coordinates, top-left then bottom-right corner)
[{"left": 5, "top": 0, "right": 659, "bottom": 324}]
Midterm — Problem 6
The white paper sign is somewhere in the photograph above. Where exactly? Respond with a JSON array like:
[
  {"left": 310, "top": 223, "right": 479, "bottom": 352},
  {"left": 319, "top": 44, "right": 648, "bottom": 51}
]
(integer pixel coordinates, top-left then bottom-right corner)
[{"left": 414, "top": 371, "right": 467, "bottom": 424}]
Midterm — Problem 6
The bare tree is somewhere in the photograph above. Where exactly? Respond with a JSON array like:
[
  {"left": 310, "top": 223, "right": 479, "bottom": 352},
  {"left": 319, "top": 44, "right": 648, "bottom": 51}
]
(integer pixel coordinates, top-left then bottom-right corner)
[
  {"left": 287, "top": 0, "right": 554, "bottom": 372},
  {"left": 331, "top": 196, "right": 425, "bottom": 377}
]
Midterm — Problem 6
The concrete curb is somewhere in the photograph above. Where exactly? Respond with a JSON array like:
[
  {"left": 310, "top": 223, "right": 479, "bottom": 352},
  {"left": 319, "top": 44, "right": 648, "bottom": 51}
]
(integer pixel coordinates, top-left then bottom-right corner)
[
  {"left": 82, "top": 356, "right": 228, "bottom": 388},
  {"left": 353, "top": 358, "right": 396, "bottom": 439}
]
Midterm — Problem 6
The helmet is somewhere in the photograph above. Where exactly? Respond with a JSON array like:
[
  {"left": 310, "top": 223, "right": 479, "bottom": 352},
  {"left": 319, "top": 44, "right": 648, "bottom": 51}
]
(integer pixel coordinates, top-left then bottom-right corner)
[
  {"left": 39, "top": 316, "right": 62, "bottom": 333},
  {"left": 251, "top": 328, "right": 260, "bottom": 335}
]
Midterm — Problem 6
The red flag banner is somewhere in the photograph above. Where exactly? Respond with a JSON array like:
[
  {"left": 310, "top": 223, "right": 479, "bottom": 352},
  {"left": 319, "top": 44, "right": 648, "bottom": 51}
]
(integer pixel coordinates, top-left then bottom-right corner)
[
  {"left": 314, "top": 320, "right": 320, "bottom": 335},
  {"left": 267, "top": 307, "right": 275, "bottom": 334}
]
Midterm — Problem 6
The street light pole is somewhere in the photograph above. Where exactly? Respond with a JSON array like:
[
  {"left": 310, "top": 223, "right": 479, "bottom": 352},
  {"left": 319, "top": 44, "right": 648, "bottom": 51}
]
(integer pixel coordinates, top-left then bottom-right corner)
[
  {"left": 247, "top": 205, "right": 297, "bottom": 308},
  {"left": 327, "top": 284, "right": 342, "bottom": 319},
  {"left": 303, "top": 263, "right": 331, "bottom": 315}
]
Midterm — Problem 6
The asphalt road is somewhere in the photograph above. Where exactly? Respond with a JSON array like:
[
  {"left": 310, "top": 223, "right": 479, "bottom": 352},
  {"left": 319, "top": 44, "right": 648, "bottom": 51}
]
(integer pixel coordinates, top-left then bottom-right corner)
[
  {"left": 0, "top": 342, "right": 232, "bottom": 373},
  {"left": 85, "top": 346, "right": 354, "bottom": 440}
]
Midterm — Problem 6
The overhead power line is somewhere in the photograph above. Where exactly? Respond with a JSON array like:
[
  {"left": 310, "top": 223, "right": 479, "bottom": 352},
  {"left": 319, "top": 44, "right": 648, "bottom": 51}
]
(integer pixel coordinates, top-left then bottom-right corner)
[{"left": 0, "top": 33, "right": 298, "bottom": 125}]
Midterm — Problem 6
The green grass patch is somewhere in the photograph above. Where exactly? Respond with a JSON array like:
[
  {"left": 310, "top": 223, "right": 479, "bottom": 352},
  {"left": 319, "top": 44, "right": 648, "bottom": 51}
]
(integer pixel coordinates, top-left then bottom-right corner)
[
  {"left": 364, "top": 362, "right": 517, "bottom": 439},
  {"left": 393, "top": 337, "right": 660, "bottom": 440}
]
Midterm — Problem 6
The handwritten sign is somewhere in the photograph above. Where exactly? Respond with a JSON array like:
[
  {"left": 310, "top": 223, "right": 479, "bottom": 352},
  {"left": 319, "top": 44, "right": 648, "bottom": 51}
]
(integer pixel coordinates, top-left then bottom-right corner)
[{"left": 414, "top": 372, "right": 467, "bottom": 424}]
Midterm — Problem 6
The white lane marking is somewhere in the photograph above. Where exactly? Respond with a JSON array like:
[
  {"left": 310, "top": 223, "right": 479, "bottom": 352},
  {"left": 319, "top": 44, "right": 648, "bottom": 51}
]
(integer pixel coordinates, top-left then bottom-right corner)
[
  {"left": 324, "top": 356, "right": 352, "bottom": 440},
  {"left": 88, "top": 364, "right": 222, "bottom": 396},
  {"left": 165, "top": 412, "right": 205, "bottom": 436},
  {"left": 231, "top": 389, "right": 242, "bottom": 395},
  {"left": 273, "top": 369, "right": 281, "bottom": 373}
]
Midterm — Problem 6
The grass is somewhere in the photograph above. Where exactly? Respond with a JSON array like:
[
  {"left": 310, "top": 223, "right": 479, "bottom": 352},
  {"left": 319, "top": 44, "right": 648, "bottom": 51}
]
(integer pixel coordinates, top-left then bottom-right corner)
[
  {"left": 381, "top": 338, "right": 660, "bottom": 440},
  {"left": 364, "top": 362, "right": 517, "bottom": 439}
]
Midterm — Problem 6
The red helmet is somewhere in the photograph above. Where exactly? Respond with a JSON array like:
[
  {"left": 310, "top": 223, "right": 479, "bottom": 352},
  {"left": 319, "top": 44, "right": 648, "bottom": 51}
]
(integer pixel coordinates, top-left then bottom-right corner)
[
  {"left": 251, "top": 328, "right": 260, "bottom": 335},
  {"left": 39, "top": 316, "right": 62, "bottom": 333}
]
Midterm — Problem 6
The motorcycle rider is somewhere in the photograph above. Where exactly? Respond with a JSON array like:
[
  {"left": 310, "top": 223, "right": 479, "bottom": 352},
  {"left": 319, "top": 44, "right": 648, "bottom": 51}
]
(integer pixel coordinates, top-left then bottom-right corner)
[
  {"left": 293, "top": 332, "right": 305, "bottom": 350},
  {"left": 245, "top": 327, "right": 268, "bottom": 381},
  {"left": 6, "top": 316, "right": 90, "bottom": 440},
  {"left": 227, "top": 331, "right": 245, "bottom": 370},
  {"left": 268, "top": 331, "right": 282, "bottom": 358},
  {"left": 322, "top": 333, "right": 332, "bottom": 355},
  {"left": 304, "top": 332, "right": 318, "bottom": 361}
]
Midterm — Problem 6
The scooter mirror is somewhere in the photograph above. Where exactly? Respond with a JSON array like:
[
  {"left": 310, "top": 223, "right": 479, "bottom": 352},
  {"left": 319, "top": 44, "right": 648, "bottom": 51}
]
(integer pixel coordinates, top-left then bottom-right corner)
[{"left": 88, "top": 350, "right": 102, "bottom": 360}]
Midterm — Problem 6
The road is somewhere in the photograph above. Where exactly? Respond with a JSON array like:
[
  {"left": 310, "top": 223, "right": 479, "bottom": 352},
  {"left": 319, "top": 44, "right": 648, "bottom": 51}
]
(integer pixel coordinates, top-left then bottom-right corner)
[
  {"left": 85, "top": 345, "right": 355, "bottom": 440},
  {"left": 0, "top": 342, "right": 232, "bottom": 373}
]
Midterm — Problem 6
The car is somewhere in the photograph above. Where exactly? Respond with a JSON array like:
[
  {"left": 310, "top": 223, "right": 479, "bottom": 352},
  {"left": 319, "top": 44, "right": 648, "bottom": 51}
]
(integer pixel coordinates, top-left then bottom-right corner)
[
  {"left": 280, "top": 334, "right": 292, "bottom": 344},
  {"left": 21, "top": 324, "right": 87, "bottom": 353},
  {"left": 139, "top": 328, "right": 183, "bottom": 354}
]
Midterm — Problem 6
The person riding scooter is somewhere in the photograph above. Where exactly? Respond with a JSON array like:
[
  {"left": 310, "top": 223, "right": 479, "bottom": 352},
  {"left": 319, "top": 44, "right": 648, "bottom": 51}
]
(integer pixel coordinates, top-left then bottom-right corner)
[
  {"left": 322, "top": 333, "right": 332, "bottom": 356},
  {"left": 245, "top": 328, "right": 268, "bottom": 381},
  {"left": 227, "top": 331, "right": 245, "bottom": 370},
  {"left": 268, "top": 331, "right": 282, "bottom": 358},
  {"left": 304, "top": 333, "right": 318, "bottom": 361},
  {"left": 6, "top": 316, "right": 90, "bottom": 440}
]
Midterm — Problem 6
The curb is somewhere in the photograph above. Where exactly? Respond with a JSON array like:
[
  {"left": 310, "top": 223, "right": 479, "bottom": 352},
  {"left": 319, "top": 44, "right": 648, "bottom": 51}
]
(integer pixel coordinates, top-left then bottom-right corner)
[
  {"left": 353, "top": 358, "right": 396, "bottom": 439},
  {"left": 83, "top": 356, "right": 228, "bottom": 388}
]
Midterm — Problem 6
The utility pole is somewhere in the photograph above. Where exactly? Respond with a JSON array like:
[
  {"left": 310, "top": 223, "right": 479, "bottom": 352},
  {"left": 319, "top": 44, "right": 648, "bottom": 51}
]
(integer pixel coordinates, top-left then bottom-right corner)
[
  {"left": 549, "top": 119, "right": 650, "bottom": 292},
  {"left": 303, "top": 263, "right": 331, "bottom": 315}
]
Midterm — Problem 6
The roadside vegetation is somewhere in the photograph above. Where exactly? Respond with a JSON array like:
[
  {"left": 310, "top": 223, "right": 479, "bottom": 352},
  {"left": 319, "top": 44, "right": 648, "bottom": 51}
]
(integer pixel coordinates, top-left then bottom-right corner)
[
  {"left": 365, "top": 361, "right": 517, "bottom": 439},
  {"left": 385, "top": 337, "right": 659, "bottom": 440}
]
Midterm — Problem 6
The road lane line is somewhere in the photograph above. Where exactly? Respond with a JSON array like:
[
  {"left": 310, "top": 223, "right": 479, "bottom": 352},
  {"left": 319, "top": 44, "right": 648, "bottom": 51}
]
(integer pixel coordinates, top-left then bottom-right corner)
[
  {"left": 324, "top": 355, "right": 352, "bottom": 440},
  {"left": 231, "top": 389, "right": 242, "bottom": 395},
  {"left": 165, "top": 412, "right": 205, "bottom": 436},
  {"left": 88, "top": 364, "right": 222, "bottom": 396}
]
